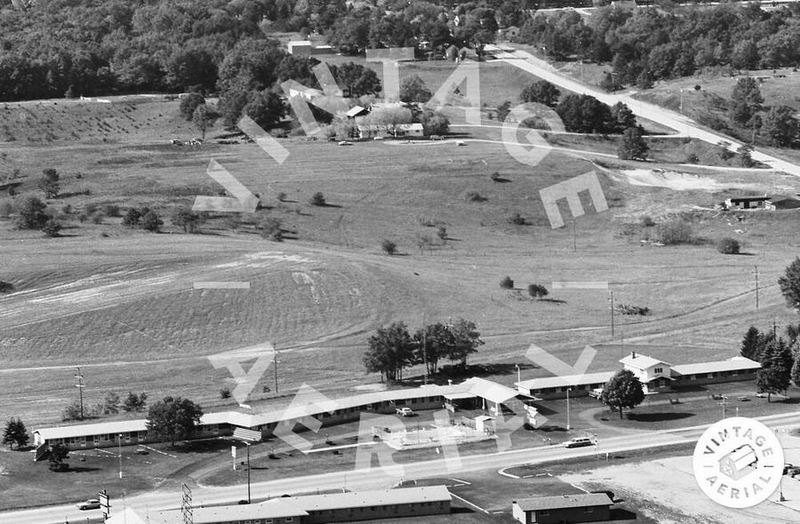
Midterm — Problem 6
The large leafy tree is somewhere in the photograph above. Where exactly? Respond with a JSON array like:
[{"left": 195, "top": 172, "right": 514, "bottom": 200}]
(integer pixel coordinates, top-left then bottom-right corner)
[
  {"left": 363, "top": 322, "right": 415, "bottom": 382},
  {"left": 37, "top": 168, "right": 60, "bottom": 199},
  {"left": 600, "top": 369, "right": 644, "bottom": 419},
  {"left": 447, "top": 318, "right": 484, "bottom": 369},
  {"left": 146, "top": 396, "right": 203, "bottom": 447},
  {"left": 413, "top": 322, "right": 451, "bottom": 376},
  {"left": 779, "top": 258, "right": 800, "bottom": 312},
  {"left": 520, "top": 80, "right": 561, "bottom": 108},
  {"left": 399, "top": 75, "right": 432, "bottom": 104},
  {"left": 762, "top": 106, "right": 799, "bottom": 148},
  {"left": 330, "top": 63, "right": 381, "bottom": 98},
  {"left": 14, "top": 196, "right": 48, "bottom": 230},
  {"left": 179, "top": 92, "right": 206, "bottom": 121},
  {"left": 617, "top": 127, "right": 649, "bottom": 161},
  {"left": 243, "top": 90, "right": 286, "bottom": 130},
  {"left": 192, "top": 104, "right": 217, "bottom": 140},
  {"left": 2, "top": 418, "right": 29, "bottom": 449},
  {"left": 48, "top": 443, "right": 69, "bottom": 471},
  {"left": 730, "top": 77, "right": 763, "bottom": 126}
]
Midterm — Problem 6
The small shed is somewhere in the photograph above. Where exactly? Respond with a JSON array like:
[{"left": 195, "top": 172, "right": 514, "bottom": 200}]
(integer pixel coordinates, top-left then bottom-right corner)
[
  {"left": 474, "top": 415, "right": 494, "bottom": 433},
  {"left": 724, "top": 195, "right": 773, "bottom": 210}
]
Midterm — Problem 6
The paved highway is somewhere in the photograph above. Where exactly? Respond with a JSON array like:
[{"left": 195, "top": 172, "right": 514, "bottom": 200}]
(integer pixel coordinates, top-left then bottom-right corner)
[
  {"left": 5, "top": 411, "right": 800, "bottom": 524},
  {"left": 494, "top": 48, "right": 800, "bottom": 178}
]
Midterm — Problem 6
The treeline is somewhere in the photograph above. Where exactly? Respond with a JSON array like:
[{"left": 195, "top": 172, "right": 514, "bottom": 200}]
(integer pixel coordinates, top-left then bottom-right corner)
[{"left": 517, "top": 3, "right": 800, "bottom": 87}]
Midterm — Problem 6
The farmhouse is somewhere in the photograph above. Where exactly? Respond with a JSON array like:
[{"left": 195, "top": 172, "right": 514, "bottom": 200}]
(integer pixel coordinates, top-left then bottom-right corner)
[
  {"left": 357, "top": 122, "right": 424, "bottom": 139},
  {"left": 512, "top": 493, "right": 613, "bottom": 524},
  {"left": 724, "top": 195, "right": 774, "bottom": 210},
  {"left": 515, "top": 353, "right": 761, "bottom": 400},
  {"left": 105, "top": 486, "right": 451, "bottom": 524},
  {"left": 33, "top": 378, "right": 534, "bottom": 451},
  {"left": 287, "top": 40, "right": 335, "bottom": 56}
]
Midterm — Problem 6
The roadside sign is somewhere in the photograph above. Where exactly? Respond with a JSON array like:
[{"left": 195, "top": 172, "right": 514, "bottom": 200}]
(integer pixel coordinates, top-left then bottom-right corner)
[
  {"left": 232, "top": 427, "right": 261, "bottom": 443},
  {"left": 98, "top": 489, "right": 110, "bottom": 518}
]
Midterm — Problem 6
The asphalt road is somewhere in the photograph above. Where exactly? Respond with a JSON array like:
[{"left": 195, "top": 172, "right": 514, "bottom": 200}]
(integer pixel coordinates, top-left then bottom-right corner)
[
  {"left": 6, "top": 411, "right": 800, "bottom": 524},
  {"left": 495, "top": 48, "right": 800, "bottom": 178}
]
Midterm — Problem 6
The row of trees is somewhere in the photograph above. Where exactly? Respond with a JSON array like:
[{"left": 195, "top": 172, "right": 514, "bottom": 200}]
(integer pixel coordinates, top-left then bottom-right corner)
[
  {"left": 363, "top": 319, "right": 484, "bottom": 382},
  {"left": 517, "top": 4, "right": 800, "bottom": 87}
]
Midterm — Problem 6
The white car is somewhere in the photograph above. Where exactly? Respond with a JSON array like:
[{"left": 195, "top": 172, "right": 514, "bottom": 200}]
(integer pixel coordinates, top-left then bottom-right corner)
[
  {"left": 77, "top": 498, "right": 100, "bottom": 510},
  {"left": 338, "top": 140, "right": 354, "bottom": 146},
  {"left": 396, "top": 407, "right": 414, "bottom": 417}
]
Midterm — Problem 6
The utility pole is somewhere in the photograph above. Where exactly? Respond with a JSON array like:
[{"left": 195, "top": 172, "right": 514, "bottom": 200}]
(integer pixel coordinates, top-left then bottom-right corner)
[
  {"left": 754, "top": 265, "right": 759, "bottom": 310},
  {"left": 273, "top": 348, "right": 279, "bottom": 394},
  {"left": 572, "top": 218, "right": 577, "bottom": 252},
  {"left": 422, "top": 328, "right": 428, "bottom": 386},
  {"left": 566, "top": 388, "right": 571, "bottom": 430},
  {"left": 74, "top": 367, "right": 85, "bottom": 420},
  {"left": 118, "top": 433, "right": 123, "bottom": 479},
  {"left": 609, "top": 291, "right": 615, "bottom": 338}
]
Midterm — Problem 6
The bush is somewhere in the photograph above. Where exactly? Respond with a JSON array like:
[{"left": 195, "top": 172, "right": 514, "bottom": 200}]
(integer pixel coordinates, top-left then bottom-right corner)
[
  {"left": 500, "top": 276, "right": 514, "bottom": 289},
  {"left": 91, "top": 213, "right": 104, "bottom": 224},
  {"left": 528, "top": 284, "right": 549, "bottom": 299},
  {"left": 655, "top": 219, "right": 693, "bottom": 245},
  {"left": 14, "top": 196, "right": 48, "bottom": 229},
  {"left": 717, "top": 237, "right": 741, "bottom": 254},
  {"left": 85, "top": 203, "right": 98, "bottom": 215},
  {"left": 0, "top": 281, "right": 14, "bottom": 293},
  {"left": 309, "top": 192, "right": 326, "bottom": 206},
  {"left": 0, "top": 200, "right": 12, "bottom": 217},
  {"left": 220, "top": 387, "right": 231, "bottom": 399},
  {"left": 381, "top": 239, "right": 397, "bottom": 255},
  {"left": 42, "top": 219, "right": 62, "bottom": 237},
  {"left": 465, "top": 192, "right": 487, "bottom": 202},
  {"left": 686, "top": 153, "right": 699, "bottom": 164},
  {"left": 490, "top": 172, "right": 502, "bottom": 182},
  {"left": 641, "top": 215, "right": 655, "bottom": 227},
  {"left": 616, "top": 304, "right": 650, "bottom": 316},
  {"left": 140, "top": 210, "right": 163, "bottom": 232},
  {"left": 122, "top": 207, "right": 141, "bottom": 227},
  {"left": 277, "top": 192, "right": 287, "bottom": 202},
  {"left": 507, "top": 213, "right": 526, "bottom": 225},
  {"left": 259, "top": 217, "right": 283, "bottom": 241},
  {"left": 102, "top": 204, "right": 120, "bottom": 217}
]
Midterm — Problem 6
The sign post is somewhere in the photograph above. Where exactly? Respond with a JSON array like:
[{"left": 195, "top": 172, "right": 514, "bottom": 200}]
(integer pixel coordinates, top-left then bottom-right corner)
[
  {"left": 232, "top": 427, "right": 261, "bottom": 504},
  {"left": 98, "top": 489, "right": 110, "bottom": 520}
]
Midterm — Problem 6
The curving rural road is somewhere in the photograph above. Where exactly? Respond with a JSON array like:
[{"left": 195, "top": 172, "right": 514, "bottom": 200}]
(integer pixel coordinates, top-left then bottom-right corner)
[
  {"left": 6, "top": 411, "right": 800, "bottom": 524},
  {"left": 492, "top": 47, "right": 800, "bottom": 178}
]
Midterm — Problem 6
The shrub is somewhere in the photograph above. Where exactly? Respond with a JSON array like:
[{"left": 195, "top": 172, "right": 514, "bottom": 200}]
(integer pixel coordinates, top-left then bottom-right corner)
[
  {"left": 122, "top": 207, "right": 141, "bottom": 227},
  {"left": 686, "top": 153, "right": 699, "bottom": 164},
  {"left": 655, "top": 219, "right": 693, "bottom": 245},
  {"left": 309, "top": 192, "right": 326, "bottom": 206},
  {"left": 381, "top": 239, "right": 397, "bottom": 255},
  {"left": 42, "top": 218, "right": 62, "bottom": 237},
  {"left": 0, "top": 281, "right": 14, "bottom": 293},
  {"left": 616, "top": 304, "right": 650, "bottom": 316},
  {"left": 465, "top": 192, "right": 487, "bottom": 202},
  {"left": 507, "top": 213, "right": 526, "bottom": 225},
  {"left": 14, "top": 196, "right": 48, "bottom": 229},
  {"left": 641, "top": 215, "right": 655, "bottom": 227},
  {"left": 259, "top": 217, "right": 283, "bottom": 241},
  {"left": 140, "top": 210, "right": 163, "bottom": 232},
  {"left": 277, "top": 192, "right": 287, "bottom": 202},
  {"left": 85, "top": 203, "right": 98, "bottom": 215},
  {"left": 717, "top": 237, "right": 740, "bottom": 254},
  {"left": 61, "top": 204, "right": 72, "bottom": 215},
  {"left": 0, "top": 200, "right": 12, "bottom": 217},
  {"left": 528, "top": 284, "right": 549, "bottom": 299},
  {"left": 500, "top": 276, "right": 514, "bottom": 289},
  {"left": 436, "top": 226, "right": 447, "bottom": 240},
  {"left": 490, "top": 172, "right": 502, "bottom": 182},
  {"left": 91, "top": 213, "right": 104, "bottom": 224},
  {"left": 102, "top": 204, "right": 120, "bottom": 217},
  {"left": 220, "top": 387, "right": 232, "bottom": 399}
]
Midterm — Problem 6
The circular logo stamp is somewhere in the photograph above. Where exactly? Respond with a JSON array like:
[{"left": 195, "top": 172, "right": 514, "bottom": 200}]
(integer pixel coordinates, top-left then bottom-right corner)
[{"left": 693, "top": 417, "right": 783, "bottom": 508}]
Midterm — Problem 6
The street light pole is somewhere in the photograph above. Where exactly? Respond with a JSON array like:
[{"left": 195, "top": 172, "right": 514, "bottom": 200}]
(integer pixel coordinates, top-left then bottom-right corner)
[
  {"left": 246, "top": 443, "right": 251, "bottom": 504},
  {"left": 118, "top": 433, "right": 123, "bottom": 479},
  {"left": 515, "top": 364, "right": 521, "bottom": 386},
  {"left": 566, "top": 388, "right": 571, "bottom": 430}
]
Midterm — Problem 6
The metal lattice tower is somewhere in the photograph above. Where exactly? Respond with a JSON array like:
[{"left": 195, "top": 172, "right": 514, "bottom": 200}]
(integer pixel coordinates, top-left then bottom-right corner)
[{"left": 181, "top": 483, "right": 193, "bottom": 524}]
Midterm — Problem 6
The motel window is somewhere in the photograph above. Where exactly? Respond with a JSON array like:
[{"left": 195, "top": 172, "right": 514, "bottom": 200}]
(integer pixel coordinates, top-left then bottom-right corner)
[
  {"left": 708, "top": 373, "right": 714, "bottom": 378},
  {"left": 539, "top": 510, "right": 549, "bottom": 516},
  {"left": 654, "top": 367, "right": 663, "bottom": 374},
  {"left": 690, "top": 375, "right": 697, "bottom": 381},
  {"left": 285, "top": 518, "right": 293, "bottom": 522},
  {"left": 585, "top": 507, "right": 594, "bottom": 513}
]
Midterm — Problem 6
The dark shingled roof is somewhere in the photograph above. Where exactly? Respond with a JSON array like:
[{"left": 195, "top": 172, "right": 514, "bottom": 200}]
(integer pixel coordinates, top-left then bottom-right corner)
[{"left": 514, "top": 493, "right": 612, "bottom": 512}]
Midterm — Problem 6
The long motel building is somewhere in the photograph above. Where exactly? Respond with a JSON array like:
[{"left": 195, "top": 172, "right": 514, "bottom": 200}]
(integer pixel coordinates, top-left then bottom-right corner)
[
  {"left": 33, "top": 377, "right": 538, "bottom": 452},
  {"left": 515, "top": 352, "right": 762, "bottom": 400}
]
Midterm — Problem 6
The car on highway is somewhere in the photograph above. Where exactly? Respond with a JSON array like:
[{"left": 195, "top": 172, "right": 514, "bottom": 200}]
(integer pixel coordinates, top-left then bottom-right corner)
[
  {"left": 76, "top": 498, "right": 101, "bottom": 510},
  {"left": 564, "top": 437, "right": 595, "bottom": 448}
]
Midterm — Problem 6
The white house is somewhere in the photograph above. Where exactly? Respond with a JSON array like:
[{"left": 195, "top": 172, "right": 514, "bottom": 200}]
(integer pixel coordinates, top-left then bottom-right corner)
[{"left": 619, "top": 352, "right": 673, "bottom": 393}]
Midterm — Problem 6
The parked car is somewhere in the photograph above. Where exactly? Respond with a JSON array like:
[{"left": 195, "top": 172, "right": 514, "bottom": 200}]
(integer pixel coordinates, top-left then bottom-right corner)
[
  {"left": 76, "top": 499, "right": 101, "bottom": 510},
  {"left": 396, "top": 407, "right": 415, "bottom": 417},
  {"left": 338, "top": 140, "right": 354, "bottom": 146},
  {"left": 711, "top": 394, "right": 727, "bottom": 400},
  {"left": 564, "top": 437, "right": 594, "bottom": 448},
  {"left": 737, "top": 396, "right": 750, "bottom": 402}
]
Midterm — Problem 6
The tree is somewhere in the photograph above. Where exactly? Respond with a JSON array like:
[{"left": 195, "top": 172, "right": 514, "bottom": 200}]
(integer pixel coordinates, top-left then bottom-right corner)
[
  {"left": 778, "top": 257, "right": 800, "bottom": 311},
  {"left": 611, "top": 103, "right": 637, "bottom": 132},
  {"left": 146, "top": 396, "right": 203, "bottom": 447},
  {"left": 500, "top": 276, "right": 514, "bottom": 289},
  {"left": 48, "top": 443, "right": 69, "bottom": 471},
  {"left": 381, "top": 239, "right": 397, "bottom": 255},
  {"left": 171, "top": 206, "right": 203, "bottom": 233},
  {"left": 15, "top": 196, "right": 48, "bottom": 229},
  {"left": 792, "top": 354, "right": 800, "bottom": 388},
  {"left": 259, "top": 216, "right": 283, "bottom": 241},
  {"left": 3, "top": 418, "right": 29, "bottom": 449},
  {"left": 141, "top": 210, "right": 163, "bottom": 232},
  {"left": 528, "top": 284, "right": 549, "bottom": 299},
  {"left": 717, "top": 237, "right": 740, "bottom": 254},
  {"left": 103, "top": 392, "right": 120, "bottom": 415},
  {"left": 762, "top": 106, "right": 799, "bottom": 148},
  {"left": 738, "top": 144, "right": 755, "bottom": 167},
  {"left": 38, "top": 168, "right": 60, "bottom": 199},
  {"left": 520, "top": 80, "right": 561, "bottom": 107},
  {"left": 363, "top": 322, "right": 415, "bottom": 382},
  {"left": 123, "top": 392, "right": 147, "bottom": 412},
  {"left": 556, "top": 94, "right": 614, "bottom": 134},
  {"left": 446, "top": 318, "right": 484, "bottom": 369},
  {"left": 413, "top": 322, "right": 453, "bottom": 376},
  {"left": 331, "top": 62, "right": 382, "bottom": 98},
  {"left": 757, "top": 338, "right": 792, "bottom": 401},
  {"left": 496, "top": 101, "right": 511, "bottom": 122},
  {"left": 730, "top": 77, "right": 763, "bottom": 126},
  {"left": 309, "top": 192, "right": 326, "bottom": 206},
  {"left": 740, "top": 327, "right": 762, "bottom": 360},
  {"left": 399, "top": 75, "right": 432, "bottom": 103},
  {"left": 617, "top": 127, "right": 648, "bottom": 161},
  {"left": 179, "top": 92, "right": 206, "bottom": 121},
  {"left": 243, "top": 90, "right": 286, "bottom": 130},
  {"left": 192, "top": 104, "right": 217, "bottom": 140},
  {"left": 122, "top": 207, "right": 142, "bottom": 227},
  {"left": 42, "top": 218, "right": 62, "bottom": 238},
  {"left": 420, "top": 110, "right": 450, "bottom": 136},
  {"left": 601, "top": 369, "right": 645, "bottom": 419}
]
